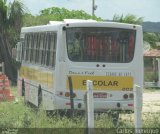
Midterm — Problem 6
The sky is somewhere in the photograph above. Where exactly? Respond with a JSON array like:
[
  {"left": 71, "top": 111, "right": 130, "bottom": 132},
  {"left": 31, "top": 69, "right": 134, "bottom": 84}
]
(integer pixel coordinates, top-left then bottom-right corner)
[{"left": 9, "top": 0, "right": 160, "bottom": 22}]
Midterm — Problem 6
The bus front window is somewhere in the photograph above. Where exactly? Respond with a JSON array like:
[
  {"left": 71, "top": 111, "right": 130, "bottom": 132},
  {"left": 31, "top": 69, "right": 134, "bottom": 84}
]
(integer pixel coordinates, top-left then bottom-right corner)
[{"left": 66, "top": 27, "right": 136, "bottom": 63}]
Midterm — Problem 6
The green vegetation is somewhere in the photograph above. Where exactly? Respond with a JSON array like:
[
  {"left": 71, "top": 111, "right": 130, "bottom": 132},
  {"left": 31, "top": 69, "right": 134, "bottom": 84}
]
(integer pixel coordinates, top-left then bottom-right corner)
[
  {"left": 112, "top": 14, "right": 160, "bottom": 49},
  {"left": 144, "top": 71, "right": 158, "bottom": 82},
  {"left": 0, "top": 87, "right": 113, "bottom": 128},
  {"left": 0, "top": 0, "right": 26, "bottom": 82},
  {"left": 23, "top": 7, "right": 102, "bottom": 27},
  {"left": 0, "top": 0, "right": 25, "bottom": 48},
  {"left": 112, "top": 14, "right": 143, "bottom": 25},
  {"left": 0, "top": 87, "right": 160, "bottom": 130},
  {"left": 143, "top": 32, "right": 160, "bottom": 48}
]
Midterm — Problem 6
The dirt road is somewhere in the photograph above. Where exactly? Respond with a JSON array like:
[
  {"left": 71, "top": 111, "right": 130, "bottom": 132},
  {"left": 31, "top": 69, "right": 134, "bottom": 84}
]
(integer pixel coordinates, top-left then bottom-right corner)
[{"left": 143, "top": 90, "right": 160, "bottom": 113}]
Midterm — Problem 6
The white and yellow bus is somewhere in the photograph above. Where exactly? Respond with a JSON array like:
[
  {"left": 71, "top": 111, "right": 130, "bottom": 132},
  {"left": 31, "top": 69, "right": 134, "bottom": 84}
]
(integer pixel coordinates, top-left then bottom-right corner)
[{"left": 16, "top": 19, "right": 143, "bottom": 113}]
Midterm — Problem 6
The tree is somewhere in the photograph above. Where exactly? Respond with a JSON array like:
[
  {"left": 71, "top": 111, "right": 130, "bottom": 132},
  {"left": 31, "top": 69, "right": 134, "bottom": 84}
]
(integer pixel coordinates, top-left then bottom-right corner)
[
  {"left": 143, "top": 32, "right": 160, "bottom": 49},
  {"left": 23, "top": 13, "right": 41, "bottom": 26},
  {"left": 112, "top": 14, "right": 159, "bottom": 49},
  {"left": 113, "top": 14, "right": 143, "bottom": 25},
  {"left": 40, "top": 7, "right": 102, "bottom": 21},
  {"left": 0, "top": 0, "right": 25, "bottom": 81},
  {"left": 23, "top": 7, "right": 102, "bottom": 27}
]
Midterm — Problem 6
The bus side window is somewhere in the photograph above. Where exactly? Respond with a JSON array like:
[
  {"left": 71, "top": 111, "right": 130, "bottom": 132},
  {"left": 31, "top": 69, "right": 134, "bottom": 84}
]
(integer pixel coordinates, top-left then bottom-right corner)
[
  {"left": 35, "top": 33, "right": 40, "bottom": 64},
  {"left": 41, "top": 33, "right": 47, "bottom": 65},
  {"left": 24, "top": 34, "right": 29, "bottom": 61},
  {"left": 54, "top": 34, "right": 57, "bottom": 66},
  {"left": 45, "top": 32, "right": 50, "bottom": 66},
  {"left": 32, "top": 33, "right": 37, "bottom": 63},
  {"left": 46, "top": 32, "right": 51, "bottom": 66},
  {"left": 30, "top": 34, "right": 34, "bottom": 63},
  {"left": 23, "top": 35, "right": 26, "bottom": 61},
  {"left": 50, "top": 33, "right": 57, "bottom": 67},
  {"left": 28, "top": 34, "right": 32, "bottom": 62},
  {"left": 39, "top": 33, "right": 44, "bottom": 64},
  {"left": 21, "top": 40, "right": 24, "bottom": 61}
]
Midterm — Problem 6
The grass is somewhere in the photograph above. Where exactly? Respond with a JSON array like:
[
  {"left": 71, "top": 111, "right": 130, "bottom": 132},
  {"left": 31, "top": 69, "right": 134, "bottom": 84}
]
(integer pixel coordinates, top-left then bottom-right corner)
[
  {"left": 0, "top": 87, "right": 114, "bottom": 128},
  {"left": 144, "top": 71, "right": 158, "bottom": 82},
  {"left": 0, "top": 100, "right": 113, "bottom": 128},
  {"left": 0, "top": 87, "right": 160, "bottom": 130}
]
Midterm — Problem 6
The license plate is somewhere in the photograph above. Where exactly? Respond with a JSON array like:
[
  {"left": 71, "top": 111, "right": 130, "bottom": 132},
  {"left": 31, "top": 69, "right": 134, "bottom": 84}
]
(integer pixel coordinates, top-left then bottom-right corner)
[{"left": 93, "top": 93, "right": 107, "bottom": 98}]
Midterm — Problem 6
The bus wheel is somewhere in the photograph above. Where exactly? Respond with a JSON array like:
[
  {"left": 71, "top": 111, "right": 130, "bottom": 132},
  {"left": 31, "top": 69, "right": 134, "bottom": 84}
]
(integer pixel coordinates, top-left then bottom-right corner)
[{"left": 38, "top": 85, "right": 42, "bottom": 107}]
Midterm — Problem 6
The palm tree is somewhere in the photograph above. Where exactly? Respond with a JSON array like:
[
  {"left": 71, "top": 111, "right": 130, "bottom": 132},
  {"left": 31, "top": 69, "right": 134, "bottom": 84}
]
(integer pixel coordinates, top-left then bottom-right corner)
[
  {"left": 113, "top": 14, "right": 143, "bottom": 25},
  {"left": 143, "top": 32, "right": 158, "bottom": 48},
  {"left": 0, "top": 0, "right": 25, "bottom": 82}
]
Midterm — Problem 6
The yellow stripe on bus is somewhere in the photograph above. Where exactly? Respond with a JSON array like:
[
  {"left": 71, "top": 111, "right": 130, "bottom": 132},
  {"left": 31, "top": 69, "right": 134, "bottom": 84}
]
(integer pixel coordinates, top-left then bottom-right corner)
[
  {"left": 66, "top": 75, "right": 133, "bottom": 90},
  {"left": 19, "top": 66, "right": 54, "bottom": 89}
]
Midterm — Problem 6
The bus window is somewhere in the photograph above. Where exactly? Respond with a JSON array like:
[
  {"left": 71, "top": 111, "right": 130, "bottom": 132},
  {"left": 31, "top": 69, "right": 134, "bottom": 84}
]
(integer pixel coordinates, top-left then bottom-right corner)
[
  {"left": 128, "top": 33, "right": 135, "bottom": 61},
  {"left": 45, "top": 32, "right": 51, "bottom": 66},
  {"left": 45, "top": 32, "right": 50, "bottom": 66},
  {"left": 53, "top": 33, "right": 57, "bottom": 67},
  {"left": 23, "top": 32, "right": 57, "bottom": 67},
  {"left": 39, "top": 33, "right": 44, "bottom": 64},
  {"left": 66, "top": 27, "right": 136, "bottom": 63},
  {"left": 20, "top": 39, "right": 24, "bottom": 61},
  {"left": 67, "top": 31, "right": 83, "bottom": 61},
  {"left": 35, "top": 33, "right": 40, "bottom": 64},
  {"left": 24, "top": 34, "right": 29, "bottom": 61},
  {"left": 87, "top": 36, "right": 97, "bottom": 60},
  {"left": 41, "top": 33, "right": 47, "bottom": 65},
  {"left": 50, "top": 33, "right": 57, "bottom": 67},
  {"left": 30, "top": 34, "right": 34, "bottom": 62},
  {"left": 32, "top": 33, "right": 38, "bottom": 63},
  {"left": 44, "top": 32, "right": 57, "bottom": 67}
]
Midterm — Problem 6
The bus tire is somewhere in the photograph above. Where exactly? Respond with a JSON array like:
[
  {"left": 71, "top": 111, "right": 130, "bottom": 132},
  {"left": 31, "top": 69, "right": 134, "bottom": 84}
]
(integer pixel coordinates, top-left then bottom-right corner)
[{"left": 38, "top": 85, "right": 42, "bottom": 107}]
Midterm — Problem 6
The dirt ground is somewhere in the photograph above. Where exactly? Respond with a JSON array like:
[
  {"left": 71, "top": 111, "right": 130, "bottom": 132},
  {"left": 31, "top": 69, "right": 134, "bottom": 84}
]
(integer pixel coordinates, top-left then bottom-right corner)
[{"left": 143, "top": 89, "right": 160, "bottom": 113}]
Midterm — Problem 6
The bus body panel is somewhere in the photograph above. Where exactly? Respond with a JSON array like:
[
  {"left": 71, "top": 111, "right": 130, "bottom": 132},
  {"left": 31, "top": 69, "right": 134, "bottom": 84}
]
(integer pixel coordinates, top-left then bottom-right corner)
[
  {"left": 17, "top": 20, "right": 143, "bottom": 112},
  {"left": 53, "top": 22, "right": 143, "bottom": 111},
  {"left": 42, "top": 90, "right": 55, "bottom": 110}
]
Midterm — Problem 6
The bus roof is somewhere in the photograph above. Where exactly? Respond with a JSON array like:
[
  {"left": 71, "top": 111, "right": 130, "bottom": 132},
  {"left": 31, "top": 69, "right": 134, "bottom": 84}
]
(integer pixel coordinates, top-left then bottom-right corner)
[
  {"left": 21, "top": 19, "right": 141, "bottom": 33},
  {"left": 49, "top": 19, "right": 97, "bottom": 24}
]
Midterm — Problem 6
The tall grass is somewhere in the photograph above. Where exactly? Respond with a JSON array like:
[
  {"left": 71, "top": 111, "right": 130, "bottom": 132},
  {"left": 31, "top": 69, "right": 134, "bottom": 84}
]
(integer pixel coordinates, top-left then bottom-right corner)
[
  {"left": 0, "top": 87, "right": 160, "bottom": 129},
  {"left": 0, "top": 99, "right": 113, "bottom": 128}
]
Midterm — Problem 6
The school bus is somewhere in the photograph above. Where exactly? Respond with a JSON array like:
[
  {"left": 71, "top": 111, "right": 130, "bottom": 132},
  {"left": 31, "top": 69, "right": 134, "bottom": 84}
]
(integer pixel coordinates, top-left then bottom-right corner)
[{"left": 16, "top": 19, "right": 143, "bottom": 114}]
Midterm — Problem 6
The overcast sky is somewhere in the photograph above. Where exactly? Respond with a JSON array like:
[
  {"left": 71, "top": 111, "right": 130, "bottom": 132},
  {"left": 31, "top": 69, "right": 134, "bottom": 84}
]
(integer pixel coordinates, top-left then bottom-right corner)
[{"left": 9, "top": 0, "right": 160, "bottom": 22}]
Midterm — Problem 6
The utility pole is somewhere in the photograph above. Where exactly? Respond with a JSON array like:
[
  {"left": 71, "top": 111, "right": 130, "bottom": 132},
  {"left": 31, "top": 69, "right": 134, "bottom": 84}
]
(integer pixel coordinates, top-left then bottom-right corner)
[{"left": 92, "top": 0, "right": 97, "bottom": 17}]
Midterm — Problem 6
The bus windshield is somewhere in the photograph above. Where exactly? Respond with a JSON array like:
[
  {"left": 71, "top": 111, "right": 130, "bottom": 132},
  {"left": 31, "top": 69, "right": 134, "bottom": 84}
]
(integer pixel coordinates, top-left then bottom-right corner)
[{"left": 66, "top": 27, "right": 136, "bottom": 63}]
